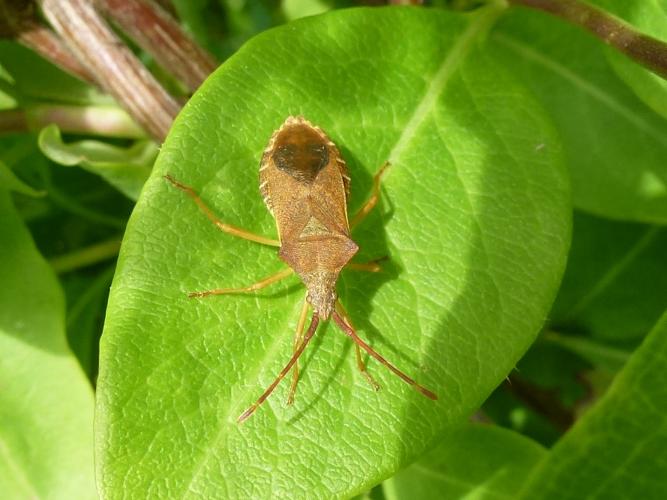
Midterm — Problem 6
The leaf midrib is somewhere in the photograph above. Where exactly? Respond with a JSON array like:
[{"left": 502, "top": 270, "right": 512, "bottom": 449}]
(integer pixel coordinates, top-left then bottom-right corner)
[
  {"left": 0, "top": 431, "right": 40, "bottom": 498},
  {"left": 388, "top": 6, "right": 503, "bottom": 164}
]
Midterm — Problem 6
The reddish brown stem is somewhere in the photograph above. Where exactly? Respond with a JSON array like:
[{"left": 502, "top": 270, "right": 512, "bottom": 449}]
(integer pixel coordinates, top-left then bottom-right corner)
[
  {"left": 508, "top": 0, "right": 667, "bottom": 79},
  {"left": 505, "top": 374, "right": 575, "bottom": 431},
  {"left": 96, "top": 0, "right": 217, "bottom": 92},
  {"left": 18, "top": 26, "right": 97, "bottom": 84},
  {"left": 0, "top": 109, "right": 28, "bottom": 133},
  {"left": 153, "top": 0, "right": 178, "bottom": 18},
  {"left": 38, "top": 0, "right": 180, "bottom": 142},
  {"left": 0, "top": 0, "right": 95, "bottom": 83}
]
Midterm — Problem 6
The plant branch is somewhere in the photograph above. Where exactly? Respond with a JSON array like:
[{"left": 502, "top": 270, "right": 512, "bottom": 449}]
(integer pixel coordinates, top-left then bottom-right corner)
[
  {"left": 1, "top": 105, "right": 146, "bottom": 138},
  {"left": 0, "top": 0, "right": 96, "bottom": 84},
  {"left": 96, "top": 0, "right": 218, "bottom": 92},
  {"left": 38, "top": 0, "right": 181, "bottom": 142},
  {"left": 49, "top": 237, "right": 122, "bottom": 274},
  {"left": 0, "top": 110, "right": 27, "bottom": 134},
  {"left": 508, "top": 0, "right": 667, "bottom": 79}
]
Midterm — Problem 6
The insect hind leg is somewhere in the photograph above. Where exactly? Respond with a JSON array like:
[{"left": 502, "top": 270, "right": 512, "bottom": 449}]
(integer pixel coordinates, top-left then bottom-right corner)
[
  {"left": 335, "top": 301, "right": 381, "bottom": 391},
  {"left": 349, "top": 161, "right": 390, "bottom": 230},
  {"left": 334, "top": 301, "right": 437, "bottom": 400},
  {"left": 164, "top": 175, "right": 280, "bottom": 247},
  {"left": 347, "top": 256, "right": 389, "bottom": 273},
  {"left": 286, "top": 294, "right": 310, "bottom": 406}
]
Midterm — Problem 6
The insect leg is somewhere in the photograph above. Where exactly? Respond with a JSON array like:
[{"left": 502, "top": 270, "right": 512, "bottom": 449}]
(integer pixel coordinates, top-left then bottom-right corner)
[
  {"left": 286, "top": 294, "right": 310, "bottom": 406},
  {"left": 349, "top": 161, "right": 390, "bottom": 229},
  {"left": 189, "top": 268, "right": 293, "bottom": 298},
  {"left": 332, "top": 307, "right": 438, "bottom": 401},
  {"left": 164, "top": 175, "right": 280, "bottom": 247},
  {"left": 347, "top": 256, "right": 388, "bottom": 273},
  {"left": 334, "top": 301, "right": 381, "bottom": 391},
  {"left": 238, "top": 313, "right": 321, "bottom": 423}
]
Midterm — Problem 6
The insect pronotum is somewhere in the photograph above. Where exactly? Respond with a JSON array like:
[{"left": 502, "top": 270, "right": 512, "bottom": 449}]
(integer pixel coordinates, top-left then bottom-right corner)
[{"left": 165, "top": 115, "right": 437, "bottom": 423}]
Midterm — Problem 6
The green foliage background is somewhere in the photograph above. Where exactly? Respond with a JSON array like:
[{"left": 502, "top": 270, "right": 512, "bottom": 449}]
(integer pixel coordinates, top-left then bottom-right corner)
[{"left": 1, "top": 0, "right": 666, "bottom": 498}]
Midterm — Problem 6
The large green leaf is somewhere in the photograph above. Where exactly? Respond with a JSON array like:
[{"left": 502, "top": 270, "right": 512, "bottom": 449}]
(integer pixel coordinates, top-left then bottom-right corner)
[
  {"left": 0, "top": 190, "right": 96, "bottom": 498},
  {"left": 518, "top": 310, "right": 667, "bottom": 499},
  {"left": 591, "top": 0, "right": 667, "bottom": 119},
  {"left": 492, "top": 8, "right": 667, "bottom": 223},
  {"left": 96, "top": 6, "right": 570, "bottom": 498},
  {"left": 550, "top": 211, "right": 667, "bottom": 342},
  {"left": 383, "top": 424, "right": 546, "bottom": 499}
]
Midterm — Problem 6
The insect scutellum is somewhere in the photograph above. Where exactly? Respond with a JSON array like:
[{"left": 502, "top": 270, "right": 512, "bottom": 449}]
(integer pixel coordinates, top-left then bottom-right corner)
[{"left": 165, "top": 115, "right": 438, "bottom": 423}]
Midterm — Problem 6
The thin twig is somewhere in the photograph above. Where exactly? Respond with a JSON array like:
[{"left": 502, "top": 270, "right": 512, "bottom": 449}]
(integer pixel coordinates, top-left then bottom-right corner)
[
  {"left": 508, "top": 0, "right": 667, "bottom": 79},
  {"left": 0, "top": 0, "right": 96, "bottom": 83},
  {"left": 96, "top": 0, "right": 218, "bottom": 92},
  {"left": 0, "top": 110, "right": 28, "bottom": 134},
  {"left": 153, "top": 0, "right": 178, "bottom": 18},
  {"left": 505, "top": 374, "right": 575, "bottom": 431},
  {"left": 39, "top": 0, "right": 181, "bottom": 142},
  {"left": 1, "top": 105, "right": 145, "bottom": 138},
  {"left": 50, "top": 237, "right": 122, "bottom": 274}
]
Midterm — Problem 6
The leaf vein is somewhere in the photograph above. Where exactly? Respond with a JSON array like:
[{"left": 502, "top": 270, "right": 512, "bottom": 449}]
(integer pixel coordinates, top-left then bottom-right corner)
[
  {"left": 388, "top": 8, "right": 501, "bottom": 164},
  {"left": 492, "top": 33, "right": 667, "bottom": 147}
]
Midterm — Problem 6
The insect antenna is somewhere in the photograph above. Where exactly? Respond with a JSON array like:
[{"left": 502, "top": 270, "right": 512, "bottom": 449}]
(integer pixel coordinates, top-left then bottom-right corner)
[
  {"left": 237, "top": 312, "right": 321, "bottom": 423},
  {"left": 332, "top": 311, "right": 438, "bottom": 401}
]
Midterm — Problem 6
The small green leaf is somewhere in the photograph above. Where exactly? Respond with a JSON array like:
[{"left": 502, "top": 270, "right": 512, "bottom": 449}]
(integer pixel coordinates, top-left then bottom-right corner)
[
  {"left": 383, "top": 424, "right": 546, "bottom": 499},
  {"left": 38, "top": 124, "right": 157, "bottom": 200},
  {"left": 518, "top": 310, "right": 667, "bottom": 499},
  {"left": 0, "top": 65, "right": 18, "bottom": 109},
  {"left": 0, "top": 159, "right": 44, "bottom": 197},
  {"left": 283, "top": 0, "right": 331, "bottom": 20},
  {"left": 492, "top": 8, "right": 667, "bottom": 223},
  {"left": 550, "top": 211, "right": 667, "bottom": 342},
  {"left": 590, "top": 0, "right": 667, "bottom": 119},
  {"left": 96, "top": 6, "right": 570, "bottom": 498},
  {"left": 0, "top": 190, "right": 96, "bottom": 498}
]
